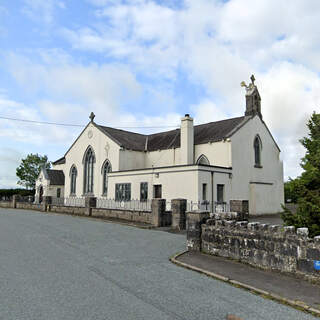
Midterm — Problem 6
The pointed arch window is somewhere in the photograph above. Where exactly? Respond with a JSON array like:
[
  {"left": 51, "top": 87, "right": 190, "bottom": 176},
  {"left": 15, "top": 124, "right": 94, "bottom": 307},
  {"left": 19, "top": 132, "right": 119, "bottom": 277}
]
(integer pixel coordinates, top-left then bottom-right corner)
[
  {"left": 196, "top": 154, "right": 210, "bottom": 165},
  {"left": 84, "top": 147, "right": 95, "bottom": 194},
  {"left": 102, "top": 160, "right": 112, "bottom": 195},
  {"left": 254, "top": 135, "right": 262, "bottom": 167},
  {"left": 70, "top": 166, "right": 77, "bottom": 195}
]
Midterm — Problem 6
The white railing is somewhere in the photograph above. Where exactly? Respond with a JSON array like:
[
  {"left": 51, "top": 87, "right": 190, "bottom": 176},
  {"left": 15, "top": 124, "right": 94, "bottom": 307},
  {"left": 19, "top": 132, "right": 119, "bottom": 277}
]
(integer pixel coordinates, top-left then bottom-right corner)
[
  {"left": 52, "top": 197, "right": 85, "bottom": 207},
  {"left": 96, "top": 198, "right": 152, "bottom": 212},
  {"left": 187, "top": 201, "right": 229, "bottom": 212}
]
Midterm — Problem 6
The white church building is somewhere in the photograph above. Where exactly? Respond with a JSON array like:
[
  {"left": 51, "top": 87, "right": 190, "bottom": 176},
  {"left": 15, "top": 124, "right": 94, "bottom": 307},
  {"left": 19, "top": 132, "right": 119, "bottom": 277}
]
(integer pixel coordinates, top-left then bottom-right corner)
[{"left": 35, "top": 76, "right": 284, "bottom": 215}]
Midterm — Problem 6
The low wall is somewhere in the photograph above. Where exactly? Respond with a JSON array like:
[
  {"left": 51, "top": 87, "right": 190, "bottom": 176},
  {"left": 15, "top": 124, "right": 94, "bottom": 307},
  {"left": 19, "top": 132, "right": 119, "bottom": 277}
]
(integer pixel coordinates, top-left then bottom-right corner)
[
  {"left": 0, "top": 201, "right": 13, "bottom": 208},
  {"left": 16, "top": 203, "right": 43, "bottom": 211},
  {"left": 91, "top": 208, "right": 151, "bottom": 223},
  {"left": 49, "top": 205, "right": 87, "bottom": 216},
  {"left": 201, "top": 217, "right": 320, "bottom": 283}
]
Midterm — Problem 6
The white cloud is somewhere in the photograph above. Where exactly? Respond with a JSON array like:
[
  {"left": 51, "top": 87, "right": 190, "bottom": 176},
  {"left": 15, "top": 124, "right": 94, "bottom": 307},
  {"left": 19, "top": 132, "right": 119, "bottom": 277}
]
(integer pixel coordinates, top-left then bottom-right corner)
[
  {"left": 22, "top": 0, "right": 65, "bottom": 24},
  {"left": 4, "top": 0, "right": 320, "bottom": 181},
  {"left": 0, "top": 148, "right": 24, "bottom": 188}
]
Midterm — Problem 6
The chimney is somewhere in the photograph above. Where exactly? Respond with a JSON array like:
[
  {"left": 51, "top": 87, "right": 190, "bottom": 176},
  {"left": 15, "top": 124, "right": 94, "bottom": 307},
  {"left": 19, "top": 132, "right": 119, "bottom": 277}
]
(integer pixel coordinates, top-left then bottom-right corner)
[
  {"left": 241, "top": 75, "right": 262, "bottom": 119},
  {"left": 180, "top": 114, "right": 194, "bottom": 165}
]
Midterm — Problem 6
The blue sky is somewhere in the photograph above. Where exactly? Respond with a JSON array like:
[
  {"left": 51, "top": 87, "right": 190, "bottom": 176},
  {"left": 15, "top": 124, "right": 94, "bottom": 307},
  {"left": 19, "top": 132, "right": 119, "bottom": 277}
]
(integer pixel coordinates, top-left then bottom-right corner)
[{"left": 0, "top": 0, "right": 319, "bottom": 188}]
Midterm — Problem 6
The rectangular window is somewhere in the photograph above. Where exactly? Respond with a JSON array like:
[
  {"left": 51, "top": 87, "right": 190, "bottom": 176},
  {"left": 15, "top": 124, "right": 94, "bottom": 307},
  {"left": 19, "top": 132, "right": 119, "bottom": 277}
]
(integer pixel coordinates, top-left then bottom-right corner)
[
  {"left": 153, "top": 185, "right": 162, "bottom": 199},
  {"left": 115, "top": 183, "right": 131, "bottom": 201},
  {"left": 217, "top": 184, "right": 224, "bottom": 203},
  {"left": 57, "top": 188, "right": 61, "bottom": 198},
  {"left": 202, "top": 183, "right": 207, "bottom": 201},
  {"left": 140, "top": 182, "right": 148, "bottom": 201}
]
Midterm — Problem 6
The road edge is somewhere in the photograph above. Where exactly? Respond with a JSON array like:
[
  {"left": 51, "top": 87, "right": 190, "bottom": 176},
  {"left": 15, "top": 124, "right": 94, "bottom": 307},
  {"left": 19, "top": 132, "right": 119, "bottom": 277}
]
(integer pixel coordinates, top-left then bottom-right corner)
[{"left": 169, "top": 251, "right": 320, "bottom": 318}]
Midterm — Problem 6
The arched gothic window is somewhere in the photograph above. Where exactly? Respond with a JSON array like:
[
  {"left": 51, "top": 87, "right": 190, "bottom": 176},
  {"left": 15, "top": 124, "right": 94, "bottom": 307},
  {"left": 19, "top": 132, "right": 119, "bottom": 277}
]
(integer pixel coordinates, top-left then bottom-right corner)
[
  {"left": 70, "top": 166, "right": 77, "bottom": 195},
  {"left": 254, "top": 136, "right": 262, "bottom": 167},
  {"left": 196, "top": 154, "right": 210, "bottom": 165},
  {"left": 102, "top": 160, "right": 112, "bottom": 195},
  {"left": 84, "top": 147, "right": 95, "bottom": 194}
]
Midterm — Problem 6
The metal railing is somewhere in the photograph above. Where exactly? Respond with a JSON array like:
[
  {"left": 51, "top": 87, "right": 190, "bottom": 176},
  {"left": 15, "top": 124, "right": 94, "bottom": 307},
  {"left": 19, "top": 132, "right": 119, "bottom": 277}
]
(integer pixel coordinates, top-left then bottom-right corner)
[
  {"left": 187, "top": 201, "right": 229, "bottom": 213},
  {"left": 51, "top": 197, "right": 85, "bottom": 207},
  {"left": 96, "top": 198, "right": 152, "bottom": 212},
  {"left": 16, "top": 196, "right": 34, "bottom": 203}
]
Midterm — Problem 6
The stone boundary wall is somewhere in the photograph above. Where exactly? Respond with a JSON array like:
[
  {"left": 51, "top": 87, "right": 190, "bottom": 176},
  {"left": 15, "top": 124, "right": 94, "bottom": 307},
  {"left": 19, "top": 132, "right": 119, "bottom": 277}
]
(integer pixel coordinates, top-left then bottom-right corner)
[
  {"left": 91, "top": 208, "right": 151, "bottom": 223},
  {"left": 0, "top": 201, "right": 13, "bottom": 208},
  {"left": 0, "top": 198, "right": 183, "bottom": 228},
  {"left": 201, "top": 215, "right": 320, "bottom": 283},
  {"left": 49, "top": 205, "right": 87, "bottom": 216}
]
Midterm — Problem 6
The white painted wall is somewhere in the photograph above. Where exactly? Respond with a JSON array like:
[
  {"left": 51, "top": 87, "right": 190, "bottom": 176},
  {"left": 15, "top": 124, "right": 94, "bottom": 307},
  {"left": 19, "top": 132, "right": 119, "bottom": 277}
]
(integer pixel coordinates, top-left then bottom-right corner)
[
  {"left": 119, "top": 149, "right": 145, "bottom": 170},
  {"left": 63, "top": 123, "right": 121, "bottom": 198},
  {"left": 35, "top": 170, "right": 64, "bottom": 202},
  {"left": 145, "top": 148, "right": 181, "bottom": 168},
  {"left": 195, "top": 141, "right": 231, "bottom": 167},
  {"left": 231, "top": 115, "right": 284, "bottom": 215}
]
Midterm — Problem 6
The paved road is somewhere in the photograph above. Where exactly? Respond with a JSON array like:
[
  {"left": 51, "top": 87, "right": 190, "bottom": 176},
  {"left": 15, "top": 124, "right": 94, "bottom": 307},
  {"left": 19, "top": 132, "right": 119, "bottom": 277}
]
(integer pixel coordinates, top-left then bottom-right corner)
[{"left": 0, "top": 209, "right": 316, "bottom": 320}]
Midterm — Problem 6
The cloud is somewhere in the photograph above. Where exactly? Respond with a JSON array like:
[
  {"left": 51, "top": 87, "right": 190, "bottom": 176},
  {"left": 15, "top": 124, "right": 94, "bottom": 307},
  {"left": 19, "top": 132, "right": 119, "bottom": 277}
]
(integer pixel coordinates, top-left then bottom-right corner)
[
  {"left": 4, "top": 0, "right": 320, "bottom": 182},
  {"left": 0, "top": 148, "right": 24, "bottom": 188},
  {"left": 22, "top": 0, "right": 65, "bottom": 24}
]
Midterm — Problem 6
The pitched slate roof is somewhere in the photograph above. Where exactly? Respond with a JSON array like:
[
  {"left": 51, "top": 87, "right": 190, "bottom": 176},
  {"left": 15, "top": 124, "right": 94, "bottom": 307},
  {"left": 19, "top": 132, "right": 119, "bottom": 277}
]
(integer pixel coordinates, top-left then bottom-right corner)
[
  {"left": 97, "top": 116, "right": 246, "bottom": 152},
  {"left": 47, "top": 169, "right": 65, "bottom": 185},
  {"left": 52, "top": 157, "right": 66, "bottom": 165}
]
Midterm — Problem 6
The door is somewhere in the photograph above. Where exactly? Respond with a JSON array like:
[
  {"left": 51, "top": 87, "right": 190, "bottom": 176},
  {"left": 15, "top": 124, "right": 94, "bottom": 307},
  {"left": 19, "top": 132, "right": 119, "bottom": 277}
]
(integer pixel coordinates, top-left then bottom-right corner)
[
  {"left": 153, "top": 185, "right": 162, "bottom": 198},
  {"left": 39, "top": 186, "right": 43, "bottom": 204}
]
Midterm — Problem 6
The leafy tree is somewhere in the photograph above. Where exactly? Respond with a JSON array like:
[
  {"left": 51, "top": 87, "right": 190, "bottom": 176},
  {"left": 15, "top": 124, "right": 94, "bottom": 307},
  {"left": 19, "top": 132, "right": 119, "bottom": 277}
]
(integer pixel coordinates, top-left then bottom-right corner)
[
  {"left": 284, "top": 177, "right": 303, "bottom": 203},
  {"left": 281, "top": 112, "right": 320, "bottom": 237},
  {"left": 16, "top": 153, "right": 51, "bottom": 190}
]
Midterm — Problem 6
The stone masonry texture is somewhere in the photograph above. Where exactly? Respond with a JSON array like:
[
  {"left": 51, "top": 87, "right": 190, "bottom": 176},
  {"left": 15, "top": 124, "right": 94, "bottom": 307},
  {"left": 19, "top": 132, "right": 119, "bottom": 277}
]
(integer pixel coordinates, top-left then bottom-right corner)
[{"left": 199, "top": 213, "right": 320, "bottom": 283}]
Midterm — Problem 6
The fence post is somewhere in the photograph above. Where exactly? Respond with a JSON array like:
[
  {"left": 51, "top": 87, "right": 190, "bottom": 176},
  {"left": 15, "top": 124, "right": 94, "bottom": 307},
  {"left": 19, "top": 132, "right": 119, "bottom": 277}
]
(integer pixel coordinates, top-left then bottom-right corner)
[
  {"left": 186, "top": 211, "right": 210, "bottom": 251},
  {"left": 42, "top": 196, "right": 52, "bottom": 212},
  {"left": 85, "top": 196, "right": 96, "bottom": 216},
  {"left": 151, "top": 198, "right": 166, "bottom": 227},
  {"left": 12, "top": 195, "right": 18, "bottom": 208},
  {"left": 171, "top": 198, "right": 187, "bottom": 230}
]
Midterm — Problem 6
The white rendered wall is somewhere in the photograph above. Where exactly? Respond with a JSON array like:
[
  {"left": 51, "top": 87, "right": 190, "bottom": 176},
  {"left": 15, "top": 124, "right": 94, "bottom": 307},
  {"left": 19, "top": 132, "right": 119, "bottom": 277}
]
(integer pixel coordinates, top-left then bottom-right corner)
[
  {"left": 119, "top": 149, "right": 145, "bottom": 170},
  {"left": 35, "top": 170, "right": 64, "bottom": 201},
  {"left": 63, "top": 123, "right": 121, "bottom": 198},
  {"left": 108, "top": 166, "right": 200, "bottom": 202},
  {"left": 195, "top": 141, "right": 231, "bottom": 167},
  {"left": 231, "top": 115, "right": 284, "bottom": 215},
  {"left": 144, "top": 148, "right": 180, "bottom": 168}
]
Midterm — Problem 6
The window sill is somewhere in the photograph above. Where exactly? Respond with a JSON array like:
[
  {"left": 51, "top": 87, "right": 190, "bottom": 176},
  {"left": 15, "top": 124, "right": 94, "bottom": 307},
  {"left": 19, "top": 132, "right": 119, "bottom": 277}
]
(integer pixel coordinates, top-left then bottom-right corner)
[{"left": 254, "top": 164, "right": 263, "bottom": 168}]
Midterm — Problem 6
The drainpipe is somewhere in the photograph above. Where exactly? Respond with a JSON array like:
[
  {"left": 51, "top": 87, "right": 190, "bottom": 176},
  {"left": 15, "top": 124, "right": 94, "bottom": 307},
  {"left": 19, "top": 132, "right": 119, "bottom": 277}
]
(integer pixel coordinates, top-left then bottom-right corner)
[{"left": 211, "top": 171, "right": 214, "bottom": 213}]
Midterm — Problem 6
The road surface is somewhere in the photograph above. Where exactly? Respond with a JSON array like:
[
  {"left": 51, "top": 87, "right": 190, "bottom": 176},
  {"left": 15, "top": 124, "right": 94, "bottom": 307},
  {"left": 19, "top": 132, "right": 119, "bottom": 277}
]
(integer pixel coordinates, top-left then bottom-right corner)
[{"left": 0, "top": 208, "right": 316, "bottom": 320}]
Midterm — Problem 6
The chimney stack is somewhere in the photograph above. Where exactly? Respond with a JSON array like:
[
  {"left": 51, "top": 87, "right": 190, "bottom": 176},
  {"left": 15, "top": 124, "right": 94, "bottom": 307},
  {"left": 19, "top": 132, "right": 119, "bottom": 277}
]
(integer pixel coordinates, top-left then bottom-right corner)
[{"left": 180, "top": 114, "right": 194, "bottom": 165}]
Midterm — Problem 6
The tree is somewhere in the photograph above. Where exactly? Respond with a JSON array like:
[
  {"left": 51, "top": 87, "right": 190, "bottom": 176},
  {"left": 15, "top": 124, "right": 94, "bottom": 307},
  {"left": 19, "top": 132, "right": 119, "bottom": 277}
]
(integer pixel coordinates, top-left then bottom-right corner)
[
  {"left": 281, "top": 112, "right": 320, "bottom": 237},
  {"left": 284, "top": 177, "right": 303, "bottom": 203},
  {"left": 16, "top": 153, "right": 51, "bottom": 190}
]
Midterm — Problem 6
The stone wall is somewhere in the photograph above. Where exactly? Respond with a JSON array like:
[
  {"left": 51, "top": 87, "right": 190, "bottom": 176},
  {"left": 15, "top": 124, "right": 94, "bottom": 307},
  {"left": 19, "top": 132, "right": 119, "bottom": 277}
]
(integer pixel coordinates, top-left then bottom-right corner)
[
  {"left": 0, "top": 201, "right": 13, "bottom": 208},
  {"left": 91, "top": 208, "right": 151, "bottom": 223},
  {"left": 199, "top": 214, "right": 320, "bottom": 283},
  {"left": 0, "top": 198, "right": 182, "bottom": 228},
  {"left": 49, "top": 205, "right": 87, "bottom": 216},
  {"left": 16, "top": 203, "right": 43, "bottom": 211}
]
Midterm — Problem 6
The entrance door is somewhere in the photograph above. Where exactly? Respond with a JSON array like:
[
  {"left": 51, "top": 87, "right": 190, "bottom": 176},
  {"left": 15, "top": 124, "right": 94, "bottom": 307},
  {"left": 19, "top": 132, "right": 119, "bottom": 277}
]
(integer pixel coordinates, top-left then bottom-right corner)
[
  {"left": 39, "top": 186, "right": 43, "bottom": 203},
  {"left": 153, "top": 185, "right": 162, "bottom": 198}
]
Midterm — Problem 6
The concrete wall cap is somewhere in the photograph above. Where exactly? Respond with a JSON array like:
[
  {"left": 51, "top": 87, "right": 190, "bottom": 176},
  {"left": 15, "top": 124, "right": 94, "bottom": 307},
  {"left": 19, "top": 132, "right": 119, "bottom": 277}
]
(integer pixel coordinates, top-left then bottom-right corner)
[{"left": 297, "top": 227, "right": 309, "bottom": 237}]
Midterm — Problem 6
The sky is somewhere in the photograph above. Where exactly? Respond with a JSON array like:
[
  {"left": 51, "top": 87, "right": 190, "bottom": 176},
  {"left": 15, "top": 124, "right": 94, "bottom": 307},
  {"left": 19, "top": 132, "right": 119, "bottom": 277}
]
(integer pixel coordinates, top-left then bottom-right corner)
[{"left": 0, "top": 0, "right": 319, "bottom": 188}]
